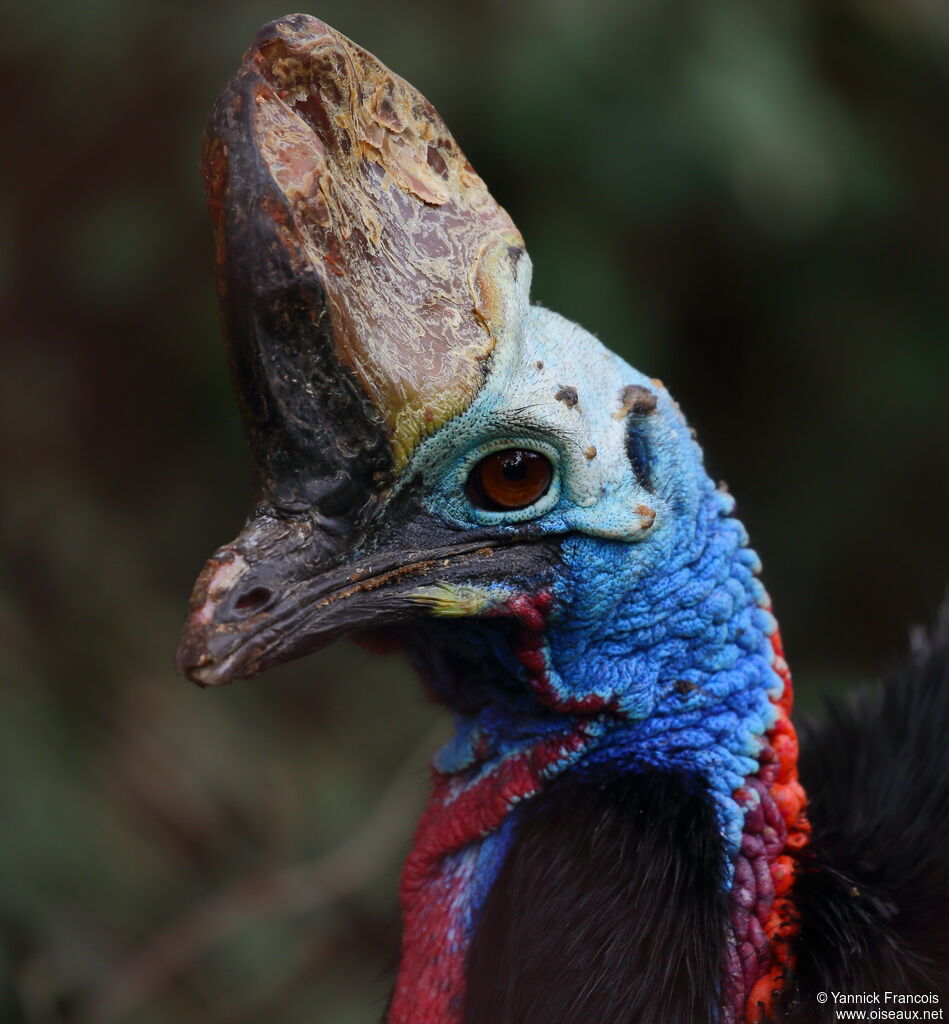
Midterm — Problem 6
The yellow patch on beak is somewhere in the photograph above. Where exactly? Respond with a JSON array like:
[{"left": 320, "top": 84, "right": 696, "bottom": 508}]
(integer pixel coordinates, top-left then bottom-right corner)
[{"left": 410, "top": 583, "right": 499, "bottom": 618}]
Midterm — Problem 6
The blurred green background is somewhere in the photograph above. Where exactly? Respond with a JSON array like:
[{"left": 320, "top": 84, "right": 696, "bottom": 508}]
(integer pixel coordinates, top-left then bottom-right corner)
[{"left": 2, "top": 0, "right": 947, "bottom": 1020}]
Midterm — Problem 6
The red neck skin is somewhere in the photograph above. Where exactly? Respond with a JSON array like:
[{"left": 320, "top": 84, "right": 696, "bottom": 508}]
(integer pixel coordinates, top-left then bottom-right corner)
[
  {"left": 388, "top": 593, "right": 605, "bottom": 1024},
  {"left": 388, "top": 719, "right": 603, "bottom": 1024},
  {"left": 388, "top": 610, "right": 810, "bottom": 1024},
  {"left": 724, "top": 627, "right": 811, "bottom": 1024}
]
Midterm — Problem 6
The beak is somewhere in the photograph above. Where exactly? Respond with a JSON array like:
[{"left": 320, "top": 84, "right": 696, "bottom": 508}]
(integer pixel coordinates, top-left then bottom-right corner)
[
  {"left": 176, "top": 510, "right": 558, "bottom": 687},
  {"left": 178, "top": 15, "right": 536, "bottom": 687}
]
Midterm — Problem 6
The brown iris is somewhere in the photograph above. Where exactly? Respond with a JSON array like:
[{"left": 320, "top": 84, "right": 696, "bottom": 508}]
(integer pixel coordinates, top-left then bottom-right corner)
[{"left": 466, "top": 449, "right": 553, "bottom": 511}]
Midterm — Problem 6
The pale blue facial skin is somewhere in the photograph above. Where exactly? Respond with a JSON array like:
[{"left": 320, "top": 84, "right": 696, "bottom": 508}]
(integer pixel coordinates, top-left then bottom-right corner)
[{"left": 412, "top": 301, "right": 701, "bottom": 545}]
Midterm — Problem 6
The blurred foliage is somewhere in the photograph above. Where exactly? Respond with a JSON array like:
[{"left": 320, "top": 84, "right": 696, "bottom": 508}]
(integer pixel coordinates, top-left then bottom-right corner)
[{"left": 1, "top": 0, "right": 947, "bottom": 1020}]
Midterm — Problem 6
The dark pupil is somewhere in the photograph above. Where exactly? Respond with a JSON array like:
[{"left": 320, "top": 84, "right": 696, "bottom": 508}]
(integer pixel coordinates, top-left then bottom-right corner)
[{"left": 500, "top": 451, "right": 529, "bottom": 481}]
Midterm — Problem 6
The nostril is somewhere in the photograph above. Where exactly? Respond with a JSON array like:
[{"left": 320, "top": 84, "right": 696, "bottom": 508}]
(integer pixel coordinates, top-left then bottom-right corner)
[{"left": 233, "top": 586, "right": 272, "bottom": 614}]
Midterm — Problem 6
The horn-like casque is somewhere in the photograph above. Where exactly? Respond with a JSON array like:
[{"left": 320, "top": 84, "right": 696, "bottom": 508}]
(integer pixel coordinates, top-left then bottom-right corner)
[
  {"left": 204, "top": 13, "right": 526, "bottom": 516},
  {"left": 178, "top": 14, "right": 531, "bottom": 685}
]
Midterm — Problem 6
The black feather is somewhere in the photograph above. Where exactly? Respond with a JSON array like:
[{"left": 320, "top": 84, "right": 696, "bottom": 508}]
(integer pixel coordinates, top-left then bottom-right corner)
[
  {"left": 786, "top": 602, "right": 949, "bottom": 1020},
  {"left": 464, "top": 771, "right": 727, "bottom": 1024}
]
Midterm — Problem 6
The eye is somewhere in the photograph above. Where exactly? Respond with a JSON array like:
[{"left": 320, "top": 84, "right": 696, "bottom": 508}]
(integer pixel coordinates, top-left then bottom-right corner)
[{"left": 466, "top": 449, "right": 553, "bottom": 511}]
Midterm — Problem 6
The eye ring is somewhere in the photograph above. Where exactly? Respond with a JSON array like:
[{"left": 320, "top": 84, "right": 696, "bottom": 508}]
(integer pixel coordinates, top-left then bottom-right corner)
[{"left": 466, "top": 448, "right": 553, "bottom": 511}]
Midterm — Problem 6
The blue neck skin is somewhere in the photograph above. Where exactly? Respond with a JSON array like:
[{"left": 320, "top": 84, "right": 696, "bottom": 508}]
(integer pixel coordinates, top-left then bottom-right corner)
[
  {"left": 409, "top": 481, "right": 784, "bottom": 873},
  {"left": 395, "top": 297, "right": 785, "bottom": 948}
]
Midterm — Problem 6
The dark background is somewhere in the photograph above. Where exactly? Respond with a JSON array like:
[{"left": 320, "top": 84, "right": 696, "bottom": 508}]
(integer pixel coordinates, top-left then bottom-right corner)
[{"left": 2, "top": 0, "right": 947, "bottom": 1021}]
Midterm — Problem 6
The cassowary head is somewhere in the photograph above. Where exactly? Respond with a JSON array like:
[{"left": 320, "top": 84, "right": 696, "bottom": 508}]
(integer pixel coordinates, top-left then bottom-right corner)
[
  {"left": 178, "top": 18, "right": 814, "bottom": 1023},
  {"left": 174, "top": 16, "right": 949, "bottom": 1022},
  {"left": 177, "top": 15, "right": 743, "bottom": 725}
]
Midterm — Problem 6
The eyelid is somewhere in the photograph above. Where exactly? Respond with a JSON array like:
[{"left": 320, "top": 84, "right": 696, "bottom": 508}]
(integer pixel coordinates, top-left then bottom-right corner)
[{"left": 456, "top": 435, "right": 562, "bottom": 477}]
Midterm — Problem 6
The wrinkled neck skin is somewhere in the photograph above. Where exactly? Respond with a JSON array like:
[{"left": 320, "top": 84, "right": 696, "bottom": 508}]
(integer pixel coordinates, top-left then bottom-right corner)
[{"left": 389, "top": 486, "right": 808, "bottom": 1024}]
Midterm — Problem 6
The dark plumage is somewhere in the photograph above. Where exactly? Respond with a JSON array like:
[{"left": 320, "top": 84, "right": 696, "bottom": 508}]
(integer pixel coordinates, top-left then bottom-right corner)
[
  {"left": 788, "top": 605, "right": 949, "bottom": 1017},
  {"left": 466, "top": 772, "right": 727, "bottom": 1024}
]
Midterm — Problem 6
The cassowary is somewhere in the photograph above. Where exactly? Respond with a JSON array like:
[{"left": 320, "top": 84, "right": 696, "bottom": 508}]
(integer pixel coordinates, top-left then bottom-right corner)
[{"left": 177, "top": 16, "right": 949, "bottom": 1023}]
